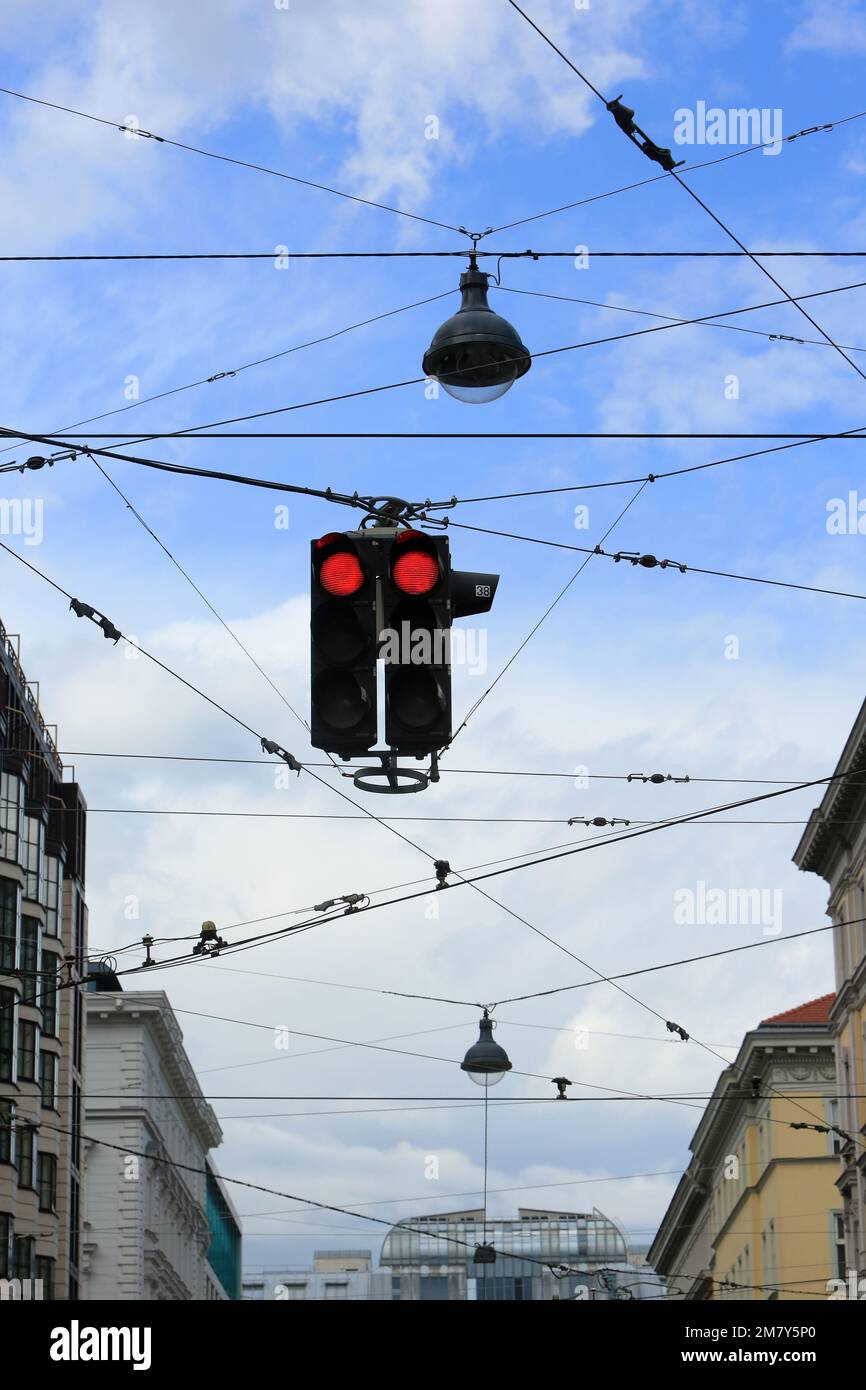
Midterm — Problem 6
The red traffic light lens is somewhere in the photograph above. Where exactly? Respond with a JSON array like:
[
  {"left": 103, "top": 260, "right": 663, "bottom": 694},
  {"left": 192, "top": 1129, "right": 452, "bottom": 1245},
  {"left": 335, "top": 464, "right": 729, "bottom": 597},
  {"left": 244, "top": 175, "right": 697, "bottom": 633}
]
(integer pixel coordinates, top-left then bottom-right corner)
[
  {"left": 393, "top": 548, "right": 439, "bottom": 596},
  {"left": 319, "top": 551, "right": 364, "bottom": 597}
]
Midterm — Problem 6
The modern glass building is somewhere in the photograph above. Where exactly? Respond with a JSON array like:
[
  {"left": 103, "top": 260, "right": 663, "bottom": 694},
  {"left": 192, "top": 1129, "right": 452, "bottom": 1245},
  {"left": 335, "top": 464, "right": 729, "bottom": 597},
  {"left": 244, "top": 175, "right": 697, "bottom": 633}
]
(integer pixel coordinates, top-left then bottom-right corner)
[
  {"left": 380, "top": 1208, "right": 662, "bottom": 1300},
  {"left": 205, "top": 1162, "right": 242, "bottom": 1299},
  {"left": 0, "top": 615, "right": 88, "bottom": 1300}
]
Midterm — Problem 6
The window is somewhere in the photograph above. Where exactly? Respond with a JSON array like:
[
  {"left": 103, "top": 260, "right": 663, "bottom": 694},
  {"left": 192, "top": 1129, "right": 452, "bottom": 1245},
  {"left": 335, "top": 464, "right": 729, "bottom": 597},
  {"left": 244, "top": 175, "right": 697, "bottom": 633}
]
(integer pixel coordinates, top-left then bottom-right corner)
[
  {"left": 0, "top": 772, "right": 23, "bottom": 862},
  {"left": 38, "top": 1152, "right": 56, "bottom": 1213},
  {"left": 43, "top": 856, "right": 61, "bottom": 939},
  {"left": 40, "top": 1050, "right": 57, "bottom": 1110},
  {"left": 828, "top": 1100, "right": 844, "bottom": 1155},
  {"left": 476, "top": 1275, "right": 533, "bottom": 1301},
  {"left": 20, "top": 916, "right": 39, "bottom": 1004},
  {"left": 35, "top": 1255, "right": 55, "bottom": 1300},
  {"left": 391, "top": 1276, "right": 401, "bottom": 1299},
  {"left": 17, "top": 1018, "right": 38, "bottom": 1082},
  {"left": 73, "top": 987, "right": 82, "bottom": 1071},
  {"left": 13, "top": 1235, "right": 34, "bottom": 1282},
  {"left": 69, "top": 1174, "right": 80, "bottom": 1285},
  {"left": 419, "top": 1275, "right": 450, "bottom": 1300},
  {"left": 0, "top": 987, "right": 15, "bottom": 1082},
  {"left": 323, "top": 1282, "right": 348, "bottom": 1299},
  {"left": 0, "top": 877, "right": 18, "bottom": 972},
  {"left": 0, "top": 1217, "right": 12, "bottom": 1278},
  {"left": 71, "top": 1081, "right": 81, "bottom": 1169},
  {"left": 834, "top": 1213, "right": 846, "bottom": 1281},
  {"left": 21, "top": 815, "right": 44, "bottom": 904},
  {"left": 17, "top": 1125, "right": 35, "bottom": 1189},
  {"left": 0, "top": 1214, "right": 11, "bottom": 1278},
  {"left": 40, "top": 961, "right": 58, "bottom": 1037},
  {"left": 0, "top": 1098, "right": 13, "bottom": 1164}
]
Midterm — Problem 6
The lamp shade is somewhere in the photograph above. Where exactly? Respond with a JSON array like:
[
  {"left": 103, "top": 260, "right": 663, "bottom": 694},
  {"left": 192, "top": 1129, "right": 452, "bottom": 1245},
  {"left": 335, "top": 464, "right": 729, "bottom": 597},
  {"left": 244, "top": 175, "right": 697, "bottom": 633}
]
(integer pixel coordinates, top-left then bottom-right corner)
[
  {"left": 461, "top": 1013, "right": 512, "bottom": 1087},
  {"left": 423, "top": 263, "right": 531, "bottom": 403}
]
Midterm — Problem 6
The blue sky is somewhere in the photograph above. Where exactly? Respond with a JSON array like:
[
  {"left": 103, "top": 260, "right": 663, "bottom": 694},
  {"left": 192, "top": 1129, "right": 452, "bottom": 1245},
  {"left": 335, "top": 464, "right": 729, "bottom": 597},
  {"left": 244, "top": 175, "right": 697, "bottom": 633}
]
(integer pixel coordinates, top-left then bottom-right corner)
[{"left": 2, "top": 0, "right": 866, "bottom": 1274}]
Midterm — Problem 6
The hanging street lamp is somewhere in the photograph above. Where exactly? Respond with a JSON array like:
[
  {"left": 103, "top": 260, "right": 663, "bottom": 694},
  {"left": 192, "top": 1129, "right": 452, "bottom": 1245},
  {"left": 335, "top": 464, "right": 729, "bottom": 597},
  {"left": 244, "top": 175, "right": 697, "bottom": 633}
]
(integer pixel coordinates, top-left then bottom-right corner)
[
  {"left": 461, "top": 1009, "right": 513, "bottom": 1087},
  {"left": 422, "top": 254, "right": 531, "bottom": 404}
]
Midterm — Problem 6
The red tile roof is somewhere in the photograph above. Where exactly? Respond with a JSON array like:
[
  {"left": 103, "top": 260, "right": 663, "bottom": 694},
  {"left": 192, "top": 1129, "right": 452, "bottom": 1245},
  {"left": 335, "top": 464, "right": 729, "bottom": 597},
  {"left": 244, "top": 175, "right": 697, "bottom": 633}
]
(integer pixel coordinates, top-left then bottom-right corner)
[{"left": 760, "top": 993, "right": 835, "bottom": 1027}]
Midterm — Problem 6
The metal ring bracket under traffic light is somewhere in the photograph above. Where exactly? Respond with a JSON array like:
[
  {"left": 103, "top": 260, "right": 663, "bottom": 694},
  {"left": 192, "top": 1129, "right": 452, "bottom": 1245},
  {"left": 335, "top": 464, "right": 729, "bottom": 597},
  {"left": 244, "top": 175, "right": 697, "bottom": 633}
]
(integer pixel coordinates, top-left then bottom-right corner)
[{"left": 351, "top": 750, "right": 438, "bottom": 794}]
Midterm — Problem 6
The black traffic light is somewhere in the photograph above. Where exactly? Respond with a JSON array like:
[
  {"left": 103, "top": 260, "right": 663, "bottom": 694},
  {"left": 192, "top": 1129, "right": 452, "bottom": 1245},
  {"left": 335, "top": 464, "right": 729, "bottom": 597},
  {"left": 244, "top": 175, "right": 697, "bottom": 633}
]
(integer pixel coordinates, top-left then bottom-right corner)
[
  {"left": 310, "top": 531, "right": 378, "bottom": 756},
  {"left": 311, "top": 526, "right": 499, "bottom": 761},
  {"left": 381, "top": 530, "right": 499, "bottom": 756},
  {"left": 382, "top": 530, "right": 452, "bottom": 754}
]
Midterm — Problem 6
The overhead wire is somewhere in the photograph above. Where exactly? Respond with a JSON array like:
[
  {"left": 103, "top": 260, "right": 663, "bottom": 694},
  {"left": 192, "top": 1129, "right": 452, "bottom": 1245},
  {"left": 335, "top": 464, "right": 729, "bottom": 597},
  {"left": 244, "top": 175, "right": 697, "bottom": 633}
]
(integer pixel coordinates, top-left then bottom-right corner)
[
  {"left": 484, "top": 108, "right": 866, "bottom": 235},
  {"left": 448, "top": 480, "right": 649, "bottom": 743},
  {"left": 0, "top": 288, "right": 455, "bottom": 460},
  {"left": 504, "top": 0, "right": 866, "bottom": 391},
  {"left": 443, "top": 517, "right": 866, "bottom": 601},
  {"left": 497, "top": 277, "right": 866, "bottom": 356},
  {"left": 0, "top": 85, "right": 464, "bottom": 233},
  {"left": 9, "top": 273, "right": 866, "bottom": 455},
  {"left": 3, "top": 248, "right": 866, "bottom": 260},
  {"left": 91, "top": 457, "right": 325, "bottom": 761},
  {"left": 3, "top": 511, "right": 860, "bottom": 1147},
  {"left": 31, "top": 746, "right": 839, "bottom": 785}
]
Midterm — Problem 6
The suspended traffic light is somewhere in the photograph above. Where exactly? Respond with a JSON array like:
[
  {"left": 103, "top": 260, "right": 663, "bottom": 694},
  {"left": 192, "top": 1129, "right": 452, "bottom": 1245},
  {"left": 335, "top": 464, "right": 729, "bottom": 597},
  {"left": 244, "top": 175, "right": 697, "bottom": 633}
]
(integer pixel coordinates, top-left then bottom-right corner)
[
  {"left": 310, "top": 532, "right": 377, "bottom": 756},
  {"left": 422, "top": 255, "right": 531, "bottom": 404},
  {"left": 381, "top": 530, "right": 499, "bottom": 756},
  {"left": 382, "top": 530, "right": 450, "bottom": 755},
  {"left": 311, "top": 525, "right": 499, "bottom": 767}
]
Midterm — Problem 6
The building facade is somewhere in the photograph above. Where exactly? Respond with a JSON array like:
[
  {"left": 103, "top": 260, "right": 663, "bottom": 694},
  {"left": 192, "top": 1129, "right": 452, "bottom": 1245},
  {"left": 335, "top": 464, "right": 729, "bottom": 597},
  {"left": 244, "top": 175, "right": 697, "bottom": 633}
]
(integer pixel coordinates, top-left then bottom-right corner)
[
  {"left": 81, "top": 982, "right": 234, "bottom": 1300},
  {"left": 794, "top": 697, "right": 866, "bottom": 1279},
  {"left": 204, "top": 1160, "right": 242, "bottom": 1299},
  {"left": 0, "top": 616, "right": 88, "bottom": 1300},
  {"left": 243, "top": 1253, "right": 391, "bottom": 1302},
  {"left": 648, "top": 997, "right": 842, "bottom": 1299},
  {"left": 380, "top": 1208, "right": 662, "bottom": 1300}
]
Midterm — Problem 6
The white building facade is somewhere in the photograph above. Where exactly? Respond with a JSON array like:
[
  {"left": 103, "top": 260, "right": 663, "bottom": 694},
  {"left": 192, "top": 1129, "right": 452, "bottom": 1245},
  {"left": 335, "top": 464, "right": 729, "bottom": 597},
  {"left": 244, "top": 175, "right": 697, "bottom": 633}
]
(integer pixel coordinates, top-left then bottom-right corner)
[{"left": 81, "top": 988, "right": 226, "bottom": 1300}]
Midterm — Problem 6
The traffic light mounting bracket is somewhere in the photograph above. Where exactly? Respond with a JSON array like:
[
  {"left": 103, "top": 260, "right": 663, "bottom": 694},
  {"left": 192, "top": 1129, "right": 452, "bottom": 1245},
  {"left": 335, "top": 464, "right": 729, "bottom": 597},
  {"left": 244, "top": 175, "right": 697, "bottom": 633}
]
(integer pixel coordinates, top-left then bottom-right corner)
[{"left": 350, "top": 746, "right": 441, "bottom": 795}]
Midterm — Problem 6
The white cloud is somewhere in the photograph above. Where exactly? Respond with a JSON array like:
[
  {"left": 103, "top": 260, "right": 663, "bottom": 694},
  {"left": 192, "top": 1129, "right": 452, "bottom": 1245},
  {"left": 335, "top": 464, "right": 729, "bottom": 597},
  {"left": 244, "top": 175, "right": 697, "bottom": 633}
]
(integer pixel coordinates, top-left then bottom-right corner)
[{"left": 787, "top": 0, "right": 866, "bottom": 56}]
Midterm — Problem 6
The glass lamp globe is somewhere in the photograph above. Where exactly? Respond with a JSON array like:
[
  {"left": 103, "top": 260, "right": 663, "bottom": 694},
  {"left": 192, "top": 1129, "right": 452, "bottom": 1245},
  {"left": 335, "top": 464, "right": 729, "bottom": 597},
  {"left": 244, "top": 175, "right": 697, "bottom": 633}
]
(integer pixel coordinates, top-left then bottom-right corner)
[
  {"left": 423, "top": 260, "right": 531, "bottom": 404},
  {"left": 461, "top": 1013, "right": 512, "bottom": 1087}
]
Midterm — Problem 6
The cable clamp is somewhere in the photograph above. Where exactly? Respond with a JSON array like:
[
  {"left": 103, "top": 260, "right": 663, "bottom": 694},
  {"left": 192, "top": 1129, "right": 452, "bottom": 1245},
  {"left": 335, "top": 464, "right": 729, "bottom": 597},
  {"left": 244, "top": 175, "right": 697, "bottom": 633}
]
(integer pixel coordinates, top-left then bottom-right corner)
[
  {"left": 261, "top": 738, "right": 302, "bottom": 774},
  {"left": 786, "top": 123, "right": 834, "bottom": 142},
  {"left": 117, "top": 125, "right": 164, "bottom": 141},
  {"left": 605, "top": 96, "right": 684, "bottom": 171},
  {"left": 69, "top": 598, "right": 122, "bottom": 643},
  {"left": 434, "top": 858, "right": 452, "bottom": 889},
  {"left": 313, "top": 892, "right": 368, "bottom": 914},
  {"left": 568, "top": 815, "right": 630, "bottom": 827},
  {"left": 627, "top": 772, "right": 689, "bottom": 784}
]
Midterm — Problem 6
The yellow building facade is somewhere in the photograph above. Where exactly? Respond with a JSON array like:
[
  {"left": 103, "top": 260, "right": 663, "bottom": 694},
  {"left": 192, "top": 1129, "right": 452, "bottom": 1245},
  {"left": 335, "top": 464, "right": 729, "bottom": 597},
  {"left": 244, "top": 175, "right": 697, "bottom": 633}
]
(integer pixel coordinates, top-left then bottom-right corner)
[
  {"left": 795, "top": 697, "right": 866, "bottom": 1278},
  {"left": 649, "top": 997, "right": 844, "bottom": 1299}
]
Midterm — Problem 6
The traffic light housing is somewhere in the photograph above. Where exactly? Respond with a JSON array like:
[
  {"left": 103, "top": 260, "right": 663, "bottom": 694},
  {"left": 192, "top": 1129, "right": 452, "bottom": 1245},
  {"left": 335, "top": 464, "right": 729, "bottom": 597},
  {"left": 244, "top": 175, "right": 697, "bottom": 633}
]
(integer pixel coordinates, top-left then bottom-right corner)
[
  {"left": 310, "top": 526, "right": 499, "bottom": 761},
  {"left": 382, "top": 530, "right": 452, "bottom": 755},
  {"left": 310, "top": 531, "right": 378, "bottom": 756}
]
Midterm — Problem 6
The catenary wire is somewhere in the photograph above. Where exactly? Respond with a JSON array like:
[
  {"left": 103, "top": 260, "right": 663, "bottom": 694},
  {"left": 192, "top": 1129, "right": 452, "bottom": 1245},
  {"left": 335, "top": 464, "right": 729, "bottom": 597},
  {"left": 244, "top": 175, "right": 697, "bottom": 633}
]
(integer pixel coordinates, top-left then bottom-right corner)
[
  {"left": 484, "top": 109, "right": 866, "bottom": 235},
  {"left": 497, "top": 277, "right": 866, "bottom": 355},
  {"left": 92, "top": 457, "right": 325, "bottom": 760},
  {"left": 504, "top": 0, "right": 866, "bottom": 394},
  {"left": 443, "top": 517, "right": 866, "bottom": 601},
  {"left": 36, "top": 748, "right": 839, "bottom": 785},
  {"left": 2, "top": 527, "right": 859, "bottom": 1146},
  {"left": 449, "top": 480, "right": 648, "bottom": 743},
  {"left": 5, "top": 249, "right": 866, "bottom": 261},
  {"left": 0, "top": 85, "right": 464, "bottom": 233},
  {"left": 0, "top": 288, "right": 455, "bottom": 460}
]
